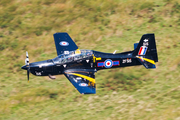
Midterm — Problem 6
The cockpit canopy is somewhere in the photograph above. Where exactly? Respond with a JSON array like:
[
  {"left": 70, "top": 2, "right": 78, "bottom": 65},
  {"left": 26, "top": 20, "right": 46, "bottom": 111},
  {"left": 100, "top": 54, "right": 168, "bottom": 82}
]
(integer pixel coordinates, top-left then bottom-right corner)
[{"left": 53, "top": 49, "right": 93, "bottom": 64}]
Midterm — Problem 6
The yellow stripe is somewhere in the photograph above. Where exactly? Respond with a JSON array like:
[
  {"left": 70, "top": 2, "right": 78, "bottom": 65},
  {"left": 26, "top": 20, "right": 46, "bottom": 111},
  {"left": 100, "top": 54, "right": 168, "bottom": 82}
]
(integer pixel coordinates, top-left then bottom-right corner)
[
  {"left": 69, "top": 73, "right": 95, "bottom": 83},
  {"left": 136, "top": 56, "right": 155, "bottom": 64},
  {"left": 75, "top": 49, "right": 81, "bottom": 54},
  {"left": 93, "top": 54, "right": 96, "bottom": 63},
  {"left": 92, "top": 54, "right": 101, "bottom": 62},
  {"left": 96, "top": 57, "right": 101, "bottom": 61}
]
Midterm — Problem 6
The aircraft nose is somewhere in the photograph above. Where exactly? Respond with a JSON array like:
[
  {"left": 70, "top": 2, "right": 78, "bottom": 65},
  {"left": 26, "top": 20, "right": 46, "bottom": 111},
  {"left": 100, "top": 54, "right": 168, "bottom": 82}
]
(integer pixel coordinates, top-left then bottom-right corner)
[{"left": 21, "top": 65, "right": 28, "bottom": 70}]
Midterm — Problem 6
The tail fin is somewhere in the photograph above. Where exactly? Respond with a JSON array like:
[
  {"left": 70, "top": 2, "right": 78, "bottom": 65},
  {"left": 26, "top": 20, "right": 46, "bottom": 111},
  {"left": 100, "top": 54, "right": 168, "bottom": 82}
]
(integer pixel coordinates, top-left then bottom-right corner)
[{"left": 133, "top": 34, "right": 158, "bottom": 69}]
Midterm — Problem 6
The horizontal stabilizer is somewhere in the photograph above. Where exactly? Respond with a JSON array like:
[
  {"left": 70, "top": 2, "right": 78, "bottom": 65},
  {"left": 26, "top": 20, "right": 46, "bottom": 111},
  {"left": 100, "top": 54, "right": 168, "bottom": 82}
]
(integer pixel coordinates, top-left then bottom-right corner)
[
  {"left": 136, "top": 56, "right": 156, "bottom": 69},
  {"left": 134, "top": 43, "right": 138, "bottom": 50}
]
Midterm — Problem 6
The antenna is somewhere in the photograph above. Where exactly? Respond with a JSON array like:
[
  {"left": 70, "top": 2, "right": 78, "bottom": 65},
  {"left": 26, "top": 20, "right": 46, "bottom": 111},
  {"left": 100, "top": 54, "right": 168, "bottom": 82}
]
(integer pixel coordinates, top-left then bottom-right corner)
[{"left": 113, "top": 50, "right": 118, "bottom": 54}]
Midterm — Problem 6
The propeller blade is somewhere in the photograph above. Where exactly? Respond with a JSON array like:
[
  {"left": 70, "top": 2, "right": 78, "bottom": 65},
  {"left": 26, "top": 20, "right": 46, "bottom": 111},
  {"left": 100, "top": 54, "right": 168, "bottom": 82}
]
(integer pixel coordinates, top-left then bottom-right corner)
[
  {"left": 25, "top": 51, "right": 29, "bottom": 65},
  {"left": 27, "top": 67, "right": 30, "bottom": 82},
  {"left": 26, "top": 51, "right": 28, "bottom": 57}
]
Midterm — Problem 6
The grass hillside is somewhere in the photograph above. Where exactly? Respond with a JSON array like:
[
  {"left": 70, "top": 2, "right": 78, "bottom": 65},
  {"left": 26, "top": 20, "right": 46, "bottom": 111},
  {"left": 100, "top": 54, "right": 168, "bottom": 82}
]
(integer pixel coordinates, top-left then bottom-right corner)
[{"left": 0, "top": 0, "right": 180, "bottom": 119}]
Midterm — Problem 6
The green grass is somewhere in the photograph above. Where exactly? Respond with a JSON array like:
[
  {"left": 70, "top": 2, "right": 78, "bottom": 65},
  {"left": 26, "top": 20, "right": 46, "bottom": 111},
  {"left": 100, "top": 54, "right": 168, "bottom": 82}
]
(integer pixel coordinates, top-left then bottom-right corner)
[{"left": 0, "top": 0, "right": 180, "bottom": 119}]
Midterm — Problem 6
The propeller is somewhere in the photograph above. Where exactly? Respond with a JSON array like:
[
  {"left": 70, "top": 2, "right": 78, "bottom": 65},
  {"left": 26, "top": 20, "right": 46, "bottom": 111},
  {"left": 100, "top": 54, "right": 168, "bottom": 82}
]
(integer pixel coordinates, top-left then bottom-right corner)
[{"left": 25, "top": 51, "right": 30, "bottom": 82}]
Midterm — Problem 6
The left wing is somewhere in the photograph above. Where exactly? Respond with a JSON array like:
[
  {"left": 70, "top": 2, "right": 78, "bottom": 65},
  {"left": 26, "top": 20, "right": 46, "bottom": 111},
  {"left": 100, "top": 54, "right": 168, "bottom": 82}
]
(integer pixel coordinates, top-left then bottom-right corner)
[
  {"left": 64, "top": 69, "right": 96, "bottom": 94},
  {"left": 53, "top": 32, "right": 78, "bottom": 55}
]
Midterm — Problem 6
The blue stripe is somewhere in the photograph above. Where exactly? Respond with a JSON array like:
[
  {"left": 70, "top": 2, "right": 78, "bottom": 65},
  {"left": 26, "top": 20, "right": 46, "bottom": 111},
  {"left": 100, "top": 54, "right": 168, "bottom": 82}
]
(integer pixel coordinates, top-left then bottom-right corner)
[
  {"left": 143, "top": 47, "right": 147, "bottom": 55},
  {"left": 113, "top": 61, "right": 119, "bottom": 65},
  {"left": 98, "top": 62, "right": 104, "bottom": 67}
]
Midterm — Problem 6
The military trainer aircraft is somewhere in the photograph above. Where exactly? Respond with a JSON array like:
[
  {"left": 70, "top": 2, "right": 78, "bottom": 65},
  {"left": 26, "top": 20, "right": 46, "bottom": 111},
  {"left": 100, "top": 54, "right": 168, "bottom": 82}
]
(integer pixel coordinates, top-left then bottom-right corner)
[{"left": 21, "top": 33, "right": 158, "bottom": 94}]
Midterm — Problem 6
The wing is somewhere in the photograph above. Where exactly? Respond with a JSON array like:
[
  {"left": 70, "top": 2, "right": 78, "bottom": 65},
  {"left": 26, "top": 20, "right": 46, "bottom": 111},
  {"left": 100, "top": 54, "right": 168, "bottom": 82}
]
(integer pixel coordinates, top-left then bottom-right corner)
[
  {"left": 53, "top": 32, "right": 78, "bottom": 55},
  {"left": 64, "top": 69, "right": 96, "bottom": 94}
]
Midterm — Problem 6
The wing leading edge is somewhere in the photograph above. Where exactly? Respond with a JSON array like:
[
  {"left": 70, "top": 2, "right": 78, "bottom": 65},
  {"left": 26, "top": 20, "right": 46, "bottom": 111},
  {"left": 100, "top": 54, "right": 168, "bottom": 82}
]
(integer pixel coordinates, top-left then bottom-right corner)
[
  {"left": 64, "top": 69, "right": 96, "bottom": 94},
  {"left": 53, "top": 32, "right": 78, "bottom": 55}
]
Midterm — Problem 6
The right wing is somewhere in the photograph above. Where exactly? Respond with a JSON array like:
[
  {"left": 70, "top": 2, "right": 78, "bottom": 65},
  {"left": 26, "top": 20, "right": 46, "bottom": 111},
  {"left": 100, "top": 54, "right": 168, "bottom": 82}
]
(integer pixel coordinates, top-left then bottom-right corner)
[{"left": 64, "top": 69, "right": 96, "bottom": 94}]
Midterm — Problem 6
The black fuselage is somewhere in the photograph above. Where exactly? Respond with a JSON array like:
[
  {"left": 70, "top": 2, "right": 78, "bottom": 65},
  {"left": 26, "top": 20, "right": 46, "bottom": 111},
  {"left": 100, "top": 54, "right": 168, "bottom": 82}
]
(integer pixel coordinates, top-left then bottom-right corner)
[{"left": 21, "top": 50, "right": 141, "bottom": 77}]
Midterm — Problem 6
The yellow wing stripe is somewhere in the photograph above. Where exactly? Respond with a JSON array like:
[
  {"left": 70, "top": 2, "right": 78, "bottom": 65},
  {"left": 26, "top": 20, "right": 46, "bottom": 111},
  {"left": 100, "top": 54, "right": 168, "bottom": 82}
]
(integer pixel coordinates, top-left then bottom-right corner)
[
  {"left": 68, "top": 73, "right": 95, "bottom": 83},
  {"left": 136, "top": 56, "right": 155, "bottom": 64}
]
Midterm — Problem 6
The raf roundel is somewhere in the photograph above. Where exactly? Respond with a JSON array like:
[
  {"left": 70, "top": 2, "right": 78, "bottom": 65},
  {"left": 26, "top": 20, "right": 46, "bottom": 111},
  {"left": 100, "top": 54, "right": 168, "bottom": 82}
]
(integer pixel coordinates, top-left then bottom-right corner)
[
  {"left": 104, "top": 59, "right": 113, "bottom": 68},
  {"left": 79, "top": 83, "right": 88, "bottom": 87},
  {"left": 59, "top": 41, "right": 69, "bottom": 46}
]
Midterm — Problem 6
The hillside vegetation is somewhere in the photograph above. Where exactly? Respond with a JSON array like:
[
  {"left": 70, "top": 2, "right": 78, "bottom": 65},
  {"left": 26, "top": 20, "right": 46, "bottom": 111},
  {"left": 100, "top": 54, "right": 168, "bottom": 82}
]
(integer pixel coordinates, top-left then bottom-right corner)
[{"left": 0, "top": 0, "right": 180, "bottom": 119}]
